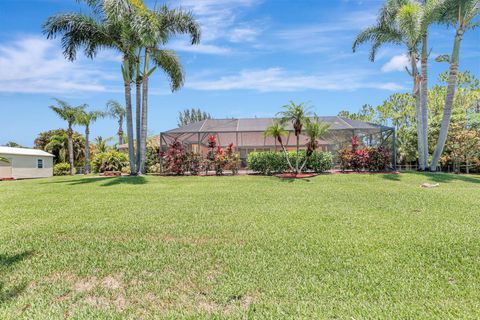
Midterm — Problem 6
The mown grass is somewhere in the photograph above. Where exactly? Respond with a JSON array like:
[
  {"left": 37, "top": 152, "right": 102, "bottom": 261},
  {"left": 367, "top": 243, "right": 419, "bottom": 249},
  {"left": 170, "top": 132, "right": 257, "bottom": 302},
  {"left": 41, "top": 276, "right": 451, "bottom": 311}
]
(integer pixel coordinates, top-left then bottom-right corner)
[{"left": 0, "top": 172, "right": 479, "bottom": 319}]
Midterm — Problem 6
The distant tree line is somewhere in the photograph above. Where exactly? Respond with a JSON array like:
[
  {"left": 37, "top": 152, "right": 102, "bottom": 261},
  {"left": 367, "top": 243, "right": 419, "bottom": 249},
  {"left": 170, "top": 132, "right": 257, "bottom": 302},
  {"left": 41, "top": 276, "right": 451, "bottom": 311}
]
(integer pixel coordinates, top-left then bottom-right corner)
[{"left": 177, "top": 108, "right": 212, "bottom": 127}]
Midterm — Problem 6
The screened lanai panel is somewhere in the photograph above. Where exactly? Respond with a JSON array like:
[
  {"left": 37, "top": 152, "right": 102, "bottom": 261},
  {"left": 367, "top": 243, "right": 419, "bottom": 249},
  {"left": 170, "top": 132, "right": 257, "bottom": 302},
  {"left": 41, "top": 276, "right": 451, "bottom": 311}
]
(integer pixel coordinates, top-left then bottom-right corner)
[
  {"left": 166, "top": 121, "right": 206, "bottom": 133},
  {"left": 201, "top": 119, "right": 238, "bottom": 132},
  {"left": 213, "top": 132, "right": 237, "bottom": 146},
  {"left": 237, "top": 118, "right": 274, "bottom": 131},
  {"left": 238, "top": 132, "right": 269, "bottom": 147}
]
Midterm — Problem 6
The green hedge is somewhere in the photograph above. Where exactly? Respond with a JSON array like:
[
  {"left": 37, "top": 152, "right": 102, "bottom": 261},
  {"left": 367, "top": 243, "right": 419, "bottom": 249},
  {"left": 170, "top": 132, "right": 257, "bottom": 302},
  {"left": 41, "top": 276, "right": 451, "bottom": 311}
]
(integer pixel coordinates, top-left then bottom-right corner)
[
  {"left": 53, "top": 162, "right": 72, "bottom": 176},
  {"left": 247, "top": 151, "right": 333, "bottom": 175}
]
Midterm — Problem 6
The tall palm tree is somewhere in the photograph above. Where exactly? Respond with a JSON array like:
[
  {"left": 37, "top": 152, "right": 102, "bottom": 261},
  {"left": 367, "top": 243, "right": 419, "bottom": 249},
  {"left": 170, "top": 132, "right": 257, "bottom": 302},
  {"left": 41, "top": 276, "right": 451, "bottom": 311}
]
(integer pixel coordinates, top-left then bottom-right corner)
[
  {"left": 430, "top": 0, "right": 479, "bottom": 171},
  {"left": 353, "top": 0, "right": 441, "bottom": 170},
  {"left": 106, "top": 100, "right": 126, "bottom": 147},
  {"left": 78, "top": 109, "right": 105, "bottom": 174},
  {"left": 277, "top": 101, "right": 312, "bottom": 173},
  {"left": 49, "top": 99, "right": 85, "bottom": 175},
  {"left": 135, "top": 5, "right": 201, "bottom": 174},
  {"left": 44, "top": 0, "right": 144, "bottom": 175}
]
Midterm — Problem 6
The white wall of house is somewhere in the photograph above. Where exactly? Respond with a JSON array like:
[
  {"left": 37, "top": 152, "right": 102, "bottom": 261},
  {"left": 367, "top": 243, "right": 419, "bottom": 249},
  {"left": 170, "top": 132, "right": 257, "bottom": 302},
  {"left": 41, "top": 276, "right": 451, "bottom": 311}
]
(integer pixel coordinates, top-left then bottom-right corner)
[{"left": 0, "top": 147, "right": 54, "bottom": 179}]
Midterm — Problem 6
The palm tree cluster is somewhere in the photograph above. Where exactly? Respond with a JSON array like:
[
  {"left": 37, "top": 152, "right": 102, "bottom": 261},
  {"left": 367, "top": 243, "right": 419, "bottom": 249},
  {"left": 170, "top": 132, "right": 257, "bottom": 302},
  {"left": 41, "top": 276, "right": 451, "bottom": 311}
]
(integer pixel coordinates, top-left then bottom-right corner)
[
  {"left": 49, "top": 99, "right": 111, "bottom": 175},
  {"left": 43, "top": 0, "right": 200, "bottom": 175},
  {"left": 264, "top": 102, "right": 330, "bottom": 174},
  {"left": 353, "top": 0, "right": 479, "bottom": 171}
]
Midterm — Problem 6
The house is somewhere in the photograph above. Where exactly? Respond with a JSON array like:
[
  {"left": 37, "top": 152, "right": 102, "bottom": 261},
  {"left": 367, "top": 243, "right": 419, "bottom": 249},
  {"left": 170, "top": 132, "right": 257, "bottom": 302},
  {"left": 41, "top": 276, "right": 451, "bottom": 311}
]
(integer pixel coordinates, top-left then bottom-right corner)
[
  {"left": 159, "top": 117, "right": 396, "bottom": 166},
  {"left": 0, "top": 146, "right": 54, "bottom": 179}
]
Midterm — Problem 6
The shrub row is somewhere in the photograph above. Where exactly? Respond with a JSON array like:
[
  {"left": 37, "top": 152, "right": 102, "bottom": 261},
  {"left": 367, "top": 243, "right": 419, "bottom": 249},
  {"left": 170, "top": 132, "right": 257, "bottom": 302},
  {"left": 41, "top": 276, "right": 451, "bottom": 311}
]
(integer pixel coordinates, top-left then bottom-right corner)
[{"left": 247, "top": 151, "right": 333, "bottom": 175}]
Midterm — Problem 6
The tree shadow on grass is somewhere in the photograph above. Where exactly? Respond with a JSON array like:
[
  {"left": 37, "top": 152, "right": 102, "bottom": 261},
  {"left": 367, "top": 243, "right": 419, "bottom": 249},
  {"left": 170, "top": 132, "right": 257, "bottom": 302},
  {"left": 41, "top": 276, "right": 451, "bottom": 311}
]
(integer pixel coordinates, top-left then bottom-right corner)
[
  {"left": 44, "top": 176, "right": 147, "bottom": 187},
  {"left": 0, "top": 251, "right": 33, "bottom": 267},
  {"left": 275, "top": 177, "right": 312, "bottom": 183},
  {"left": 382, "top": 174, "right": 401, "bottom": 181},
  {"left": 381, "top": 172, "right": 480, "bottom": 184},
  {"left": 0, "top": 251, "right": 33, "bottom": 306},
  {"left": 419, "top": 172, "right": 480, "bottom": 184}
]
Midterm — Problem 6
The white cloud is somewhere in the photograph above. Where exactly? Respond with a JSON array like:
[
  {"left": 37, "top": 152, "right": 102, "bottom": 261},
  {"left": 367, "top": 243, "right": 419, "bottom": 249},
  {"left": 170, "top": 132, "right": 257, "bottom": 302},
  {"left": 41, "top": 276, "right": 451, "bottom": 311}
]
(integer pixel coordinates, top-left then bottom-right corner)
[
  {"left": 381, "top": 54, "right": 410, "bottom": 73},
  {"left": 172, "top": 0, "right": 261, "bottom": 54},
  {"left": 229, "top": 27, "right": 259, "bottom": 43},
  {"left": 256, "top": 9, "right": 378, "bottom": 54},
  {"left": 186, "top": 67, "right": 405, "bottom": 92},
  {"left": 0, "top": 36, "right": 115, "bottom": 94}
]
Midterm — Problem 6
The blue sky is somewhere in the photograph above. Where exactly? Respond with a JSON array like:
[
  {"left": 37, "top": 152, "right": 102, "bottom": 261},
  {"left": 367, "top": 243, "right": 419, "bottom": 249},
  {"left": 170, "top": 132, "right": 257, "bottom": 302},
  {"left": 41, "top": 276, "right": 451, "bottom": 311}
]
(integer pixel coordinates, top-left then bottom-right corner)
[{"left": 0, "top": 0, "right": 478, "bottom": 147}]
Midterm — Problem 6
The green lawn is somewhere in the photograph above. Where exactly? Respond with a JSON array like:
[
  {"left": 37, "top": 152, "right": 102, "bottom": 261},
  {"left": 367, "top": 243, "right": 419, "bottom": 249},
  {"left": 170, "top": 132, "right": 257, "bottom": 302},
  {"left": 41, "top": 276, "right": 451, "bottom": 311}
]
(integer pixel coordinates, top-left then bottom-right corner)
[{"left": 1, "top": 173, "right": 479, "bottom": 319}]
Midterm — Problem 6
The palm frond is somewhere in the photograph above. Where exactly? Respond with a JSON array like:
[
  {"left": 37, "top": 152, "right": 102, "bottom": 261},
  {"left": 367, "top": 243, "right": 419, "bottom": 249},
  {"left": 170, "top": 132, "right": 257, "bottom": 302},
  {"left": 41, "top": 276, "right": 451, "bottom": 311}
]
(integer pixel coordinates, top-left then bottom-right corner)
[
  {"left": 106, "top": 100, "right": 126, "bottom": 118},
  {"left": 156, "top": 5, "right": 201, "bottom": 45},
  {"left": 150, "top": 48, "right": 184, "bottom": 92},
  {"left": 43, "top": 13, "right": 114, "bottom": 61}
]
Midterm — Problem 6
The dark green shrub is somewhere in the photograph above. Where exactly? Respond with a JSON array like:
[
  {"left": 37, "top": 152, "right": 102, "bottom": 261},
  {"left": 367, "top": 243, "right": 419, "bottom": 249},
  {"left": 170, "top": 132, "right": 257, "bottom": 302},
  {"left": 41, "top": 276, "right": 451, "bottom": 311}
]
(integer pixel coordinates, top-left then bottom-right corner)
[
  {"left": 92, "top": 150, "right": 129, "bottom": 173},
  {"left": 53, "top": 162, "right": 72, "bottom": 176},
  {"left": 248, "top": 151, "right": 333, "bottom": 174},
  {"left": 247, "top": 152, "right": 286, "bottom": 175},
  {"left": 305, "top": 151, "right": 334, "bottom": 172}
]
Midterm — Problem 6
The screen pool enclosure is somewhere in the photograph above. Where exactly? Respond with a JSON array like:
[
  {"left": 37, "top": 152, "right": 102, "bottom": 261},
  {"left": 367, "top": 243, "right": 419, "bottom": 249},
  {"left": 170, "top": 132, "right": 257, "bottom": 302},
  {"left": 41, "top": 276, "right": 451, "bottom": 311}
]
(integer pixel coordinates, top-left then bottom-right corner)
[{"left": 159, "top": 117, "right": 396, "bottom": 169}]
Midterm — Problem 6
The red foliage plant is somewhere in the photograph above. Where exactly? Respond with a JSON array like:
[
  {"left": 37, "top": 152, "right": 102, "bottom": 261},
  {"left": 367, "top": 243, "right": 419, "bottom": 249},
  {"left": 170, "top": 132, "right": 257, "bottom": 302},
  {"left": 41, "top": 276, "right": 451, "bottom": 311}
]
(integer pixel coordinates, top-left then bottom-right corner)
[
  {"left": 162, "top": 139, "right": 187, "bottom": 175},
  {"left": 338, "top": 136, "right": 390, "bottom": 172}
]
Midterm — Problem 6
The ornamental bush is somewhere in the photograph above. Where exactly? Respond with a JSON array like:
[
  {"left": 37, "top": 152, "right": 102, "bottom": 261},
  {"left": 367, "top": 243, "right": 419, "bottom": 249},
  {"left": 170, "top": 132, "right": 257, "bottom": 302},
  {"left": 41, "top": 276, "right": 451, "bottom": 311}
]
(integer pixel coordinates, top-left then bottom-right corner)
[
  {"left": 186, "top": 151, "right": 202, "bottom": 176},
  {"left": 92, "top": 150, "right": 129, "bottom": 173},
  {"left": 53, "top": 162, "right": 71, "bottom": 176},
  {"left": 338, "top": 136, "right": 391, "bottom": 172},
  {"left": 248, "top": 151, "right": 333, "bottom": 174},
  {"left": 162, "top": 140, "right": 187, "bottom": 175}
]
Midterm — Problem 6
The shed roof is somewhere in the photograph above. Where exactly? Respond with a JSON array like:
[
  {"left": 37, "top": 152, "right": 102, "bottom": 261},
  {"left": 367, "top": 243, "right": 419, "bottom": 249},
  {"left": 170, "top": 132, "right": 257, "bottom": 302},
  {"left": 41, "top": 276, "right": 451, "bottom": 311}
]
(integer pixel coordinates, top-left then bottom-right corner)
[
  {"left": 164, "top": 116, "right": 393, "bottom": 134},
  {"left": 0, "top": 146, "right": 54, "bottom": 157}
]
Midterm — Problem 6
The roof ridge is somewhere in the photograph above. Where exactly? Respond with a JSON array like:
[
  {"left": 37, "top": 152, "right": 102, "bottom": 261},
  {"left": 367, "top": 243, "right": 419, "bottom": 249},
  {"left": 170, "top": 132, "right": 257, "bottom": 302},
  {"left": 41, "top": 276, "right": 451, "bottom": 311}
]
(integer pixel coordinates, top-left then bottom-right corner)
[
  {"left": 336, "top": 116, "right": 354, "bottom": 129},
  {"left": 198, "top": 119, "right": 207, "bottom": 132}
]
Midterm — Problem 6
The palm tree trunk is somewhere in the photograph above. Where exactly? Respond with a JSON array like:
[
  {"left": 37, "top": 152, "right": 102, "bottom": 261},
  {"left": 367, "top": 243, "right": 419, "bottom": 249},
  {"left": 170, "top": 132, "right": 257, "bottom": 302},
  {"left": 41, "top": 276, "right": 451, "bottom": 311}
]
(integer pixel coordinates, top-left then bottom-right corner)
[
  {"left": 139, "top": 49, "right": 149, "bottom": 174},
  {"left": 85, "top": 126, "right": 90, "bottom": 174},
  {"left": 123, "top": 57, "right": 136, "bottom": 175},
  {"left": 67, "top": 125, "right": 74, "bottom": 176},
  {"left": 296, "top": 134, "right": 300, "bottom": 173},
  {"left": 118, "top": 117, "right": 124, "bottom": 146},
  {"left": 430, "top": 29, "right": 463, "bottom": 171},
  {"left": 410, "top": 51, "right": 425, "bottom": 170},
  {"left": 135, "top": 76, "right": 142, "bottom": 174},
  {"left": 420, "top": 32, "right": 429, "bottom": 169},
  {"left": 279, "top": 140, "right": 294, "bottom": 172}
]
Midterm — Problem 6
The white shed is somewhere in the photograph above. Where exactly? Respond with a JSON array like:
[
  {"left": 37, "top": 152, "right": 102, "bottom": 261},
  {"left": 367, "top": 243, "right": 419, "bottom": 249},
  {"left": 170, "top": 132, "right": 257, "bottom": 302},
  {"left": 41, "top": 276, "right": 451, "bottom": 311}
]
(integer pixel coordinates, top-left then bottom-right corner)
[{"left": 0, "top": 146, "right": 54, "bottom": 179}]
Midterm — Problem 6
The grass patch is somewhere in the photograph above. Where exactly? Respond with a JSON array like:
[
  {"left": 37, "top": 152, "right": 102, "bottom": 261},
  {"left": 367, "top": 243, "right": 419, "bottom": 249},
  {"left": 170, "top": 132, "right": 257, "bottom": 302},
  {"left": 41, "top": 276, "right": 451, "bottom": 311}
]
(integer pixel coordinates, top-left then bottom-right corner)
[{"left": 0, "top": 173, "right": 479, "bottom": 318}]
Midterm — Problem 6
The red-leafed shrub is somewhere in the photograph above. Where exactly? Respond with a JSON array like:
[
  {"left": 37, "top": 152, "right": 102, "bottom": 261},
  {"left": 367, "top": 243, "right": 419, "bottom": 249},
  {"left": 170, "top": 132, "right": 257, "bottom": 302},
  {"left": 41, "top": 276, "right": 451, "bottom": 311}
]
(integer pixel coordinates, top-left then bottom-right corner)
[
  {"left": 162, "top": 140, "right": 187, "bottom": 175},
  {"left": 214, "top": 146, "right": 227, "bottom": 175},
  {"left": 225, "top": 143, "right": 240, "bottom": 175},
  {"left": 351, "top": 149, "right": 369, "bottom": 172},
  {"left": 366, "top": 147, "right": 390, "bottom": 171},
  {"left": 338, "top": 136, "right": 391, "bottom": 172}
]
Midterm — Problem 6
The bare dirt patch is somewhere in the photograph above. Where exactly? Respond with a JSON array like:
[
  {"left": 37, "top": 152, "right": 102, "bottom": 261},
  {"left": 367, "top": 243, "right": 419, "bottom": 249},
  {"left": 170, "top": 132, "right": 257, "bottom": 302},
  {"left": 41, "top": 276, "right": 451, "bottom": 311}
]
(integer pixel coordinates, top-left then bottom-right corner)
[
  {"left": 101, "top": 275, "right": 122, "bottom": 290},
  {"left": 75, "top": 277, "right": 98, "bottom": 292}
]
